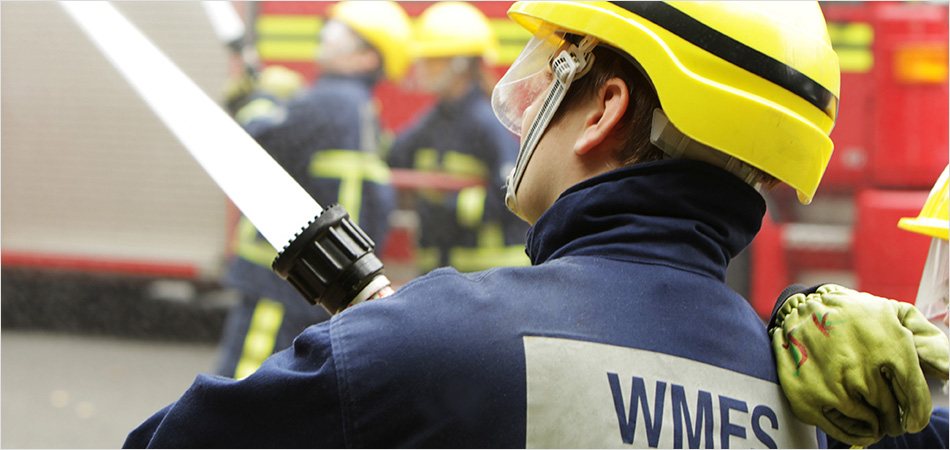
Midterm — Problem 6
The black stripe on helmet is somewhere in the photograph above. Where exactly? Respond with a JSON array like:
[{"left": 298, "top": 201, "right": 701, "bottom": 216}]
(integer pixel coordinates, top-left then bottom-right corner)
[{"left": 611, "top": 1, "right": 837, "bottom": 121}]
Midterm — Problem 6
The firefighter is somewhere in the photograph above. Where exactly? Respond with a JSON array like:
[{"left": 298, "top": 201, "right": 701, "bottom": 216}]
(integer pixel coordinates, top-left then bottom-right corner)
[
  {"left": 899, "top": 165, "right": 949, "bottom": 335},
  {"left": 769, "top": 165, "right": 950, "bottom": 448},
  {"left": 126, "top": 3, "right": 947, "bottom": 447},
  {"left": 213, "top": 1, "right": 411, "bottom": 380},
  {"left": 388, "top": 1, "right": 530, "bottom": 274}
]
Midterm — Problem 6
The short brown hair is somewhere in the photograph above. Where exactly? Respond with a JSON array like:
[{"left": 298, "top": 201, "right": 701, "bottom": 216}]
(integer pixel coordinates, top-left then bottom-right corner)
[
  {"left": 552, "top": 46, "right": 663, "bottom": 167},
  {"left": 552, "top": 45, "right": 778, "bottom": 189}
]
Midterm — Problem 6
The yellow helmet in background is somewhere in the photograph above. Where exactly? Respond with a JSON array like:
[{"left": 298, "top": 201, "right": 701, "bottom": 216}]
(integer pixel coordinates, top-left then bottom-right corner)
[
  {"left": 328, "top": 1, "right": 412, "bottom": 81},
  {"left": 899, "top": 165, "right": 949, "bottom": 241},
  {"left": 505, "top": 1, "right": 840, "bottom": 204},
  {"left": 413, "top": 2, "right": 500, "bottom": 65}
]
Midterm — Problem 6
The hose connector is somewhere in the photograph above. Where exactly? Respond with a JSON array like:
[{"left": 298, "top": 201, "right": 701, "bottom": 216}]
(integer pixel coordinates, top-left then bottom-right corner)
[{"left": 273, "top": 204, "right": 391, "bottom": 314}]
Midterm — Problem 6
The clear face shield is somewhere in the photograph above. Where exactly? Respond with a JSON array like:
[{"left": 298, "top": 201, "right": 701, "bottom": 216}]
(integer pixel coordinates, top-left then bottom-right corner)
[
  {"left": 915, "top": 237, "right": 949, "bottom": 336},
  {"left": 491, "top": 25, "right": 596, "bottom": 217}
]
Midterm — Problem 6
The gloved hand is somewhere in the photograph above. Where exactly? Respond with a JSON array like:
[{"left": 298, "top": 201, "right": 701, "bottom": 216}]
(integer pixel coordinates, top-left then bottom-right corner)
[{"left": 770, "top": 284, "right": 950, "bottom": 447}]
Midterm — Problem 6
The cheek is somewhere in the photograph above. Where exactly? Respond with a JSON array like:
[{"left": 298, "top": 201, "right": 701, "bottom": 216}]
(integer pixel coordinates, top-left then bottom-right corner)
[{"left": 515, "top": 139, "right": 553, "bottom": 224}]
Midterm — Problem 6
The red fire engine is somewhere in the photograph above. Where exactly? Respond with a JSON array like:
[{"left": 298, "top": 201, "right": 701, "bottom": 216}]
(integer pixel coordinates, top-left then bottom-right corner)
[{"left": 749, "top": 1, "right": 949, "bottom": 317}]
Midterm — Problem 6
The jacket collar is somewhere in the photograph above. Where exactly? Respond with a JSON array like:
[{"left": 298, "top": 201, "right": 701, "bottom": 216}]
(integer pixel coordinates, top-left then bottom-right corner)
[
  {"left": 318, "top": 72, "right": 380, "bottom": 91},
  {"left": 525, "top": 159, "right": 765, "bottom": 280}
]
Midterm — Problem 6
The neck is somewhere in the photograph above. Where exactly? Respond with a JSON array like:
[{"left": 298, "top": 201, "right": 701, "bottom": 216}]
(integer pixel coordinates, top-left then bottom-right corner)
[{"left": 527, "top": 159, "right": 766, "bottom": 278}]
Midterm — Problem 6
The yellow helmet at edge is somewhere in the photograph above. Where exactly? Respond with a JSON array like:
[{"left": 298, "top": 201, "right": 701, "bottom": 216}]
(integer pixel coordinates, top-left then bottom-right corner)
[
  {"left": 329, "top": 1, "right": 413, "bottom": 81},
  {"left": 506, "top": 1, "right": 841, "bottom": 204},
  {"left": 413, "top": 1, "right": 500, "bottom": 64},
  {"left": 899, "top": 165, "right": 950, "bottom": 241}
]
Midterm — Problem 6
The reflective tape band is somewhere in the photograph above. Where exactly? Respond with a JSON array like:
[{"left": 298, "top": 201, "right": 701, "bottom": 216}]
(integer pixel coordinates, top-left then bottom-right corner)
[
  {"left": 457, "top": 186, "right": 487, "bottom": 228},
  {"left": 233, "top": 216, "right": 279, "bottom": 269},
  {"left": 828, "top": 22, "right": 874, "bottom": 74},
  {"left": 443, "top": 151, "right": 489, "bottom": 178},
  {"left": 413, "top": 148, "right": 440, "bottom": 172},
  {"left": 451, "top": 223, "right": 530, "bottom": 271},
  {"left": 449, "top": 244, "right": 530, "bottom": 272},
  {"left": 235, "top": 297, "right": 284, "bottom": 379},
  {"left": 416, "top": 247, "right": 441, "bottom": 273},
  {"left": 492, "top": 18, "right": 533, "bottom": 65},
  {"left": 309, "top": 150, "right": 392, "bottom": 183},
  {"left": 254, "top": 15, "right": 532, "bottom": 65},
  {"left": 310, "top": 150, "right": 392, "bottom": 226},
  {"left": 256, "top": 15, "right": 321, "bottom": 62}
]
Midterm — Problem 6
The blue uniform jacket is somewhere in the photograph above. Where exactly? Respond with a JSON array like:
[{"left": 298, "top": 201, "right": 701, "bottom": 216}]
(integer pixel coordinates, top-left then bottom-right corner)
[
  {"left": 215, "top": 74, "right": 395, "bottom": 378},
  {"left": 388, "top": 86, "right": 528, "bottom": 271},
  {"left": 225, "top": 74, "right": 395, "bottom": 299},
  {"left": 128, "top": 160, "right": 856, "bottom": 448}
]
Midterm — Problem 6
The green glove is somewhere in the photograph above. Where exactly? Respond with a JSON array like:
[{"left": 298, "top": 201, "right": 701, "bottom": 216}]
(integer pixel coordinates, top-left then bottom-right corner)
[{"left": 770, "top": 284, "right": 950, "bottom": 447}]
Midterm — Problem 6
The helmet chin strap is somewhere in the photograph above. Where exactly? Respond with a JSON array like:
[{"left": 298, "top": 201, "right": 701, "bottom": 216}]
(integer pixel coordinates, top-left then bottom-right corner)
[{"left": 505, "top": 36, "right": 597, "bottom": 218}]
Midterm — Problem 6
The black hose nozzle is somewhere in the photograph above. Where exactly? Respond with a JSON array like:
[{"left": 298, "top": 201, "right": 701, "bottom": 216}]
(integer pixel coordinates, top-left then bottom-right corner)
[{"left": 273, "top": 204, "right": 387, "bottom": 315}]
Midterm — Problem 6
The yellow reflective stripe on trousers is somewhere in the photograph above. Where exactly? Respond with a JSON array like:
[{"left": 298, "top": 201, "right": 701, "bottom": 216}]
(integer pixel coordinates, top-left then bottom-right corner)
[
  {"left": 233, "top": 216, "right": 278, "bottom": 268},
  {"left": 457, "top": 186, "right": 487, "bottom": 228},
  {"left": 234, "top": 297, "right": 284, "bottom": 380},
  {"left": 309, "top": 150, "right": 392, "bottom": 226}
]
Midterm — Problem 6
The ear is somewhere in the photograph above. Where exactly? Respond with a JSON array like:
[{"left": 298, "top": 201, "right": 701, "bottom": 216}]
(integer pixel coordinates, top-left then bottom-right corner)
[{"left": 574, "top": 77, "right": 629, "bottom": 156}]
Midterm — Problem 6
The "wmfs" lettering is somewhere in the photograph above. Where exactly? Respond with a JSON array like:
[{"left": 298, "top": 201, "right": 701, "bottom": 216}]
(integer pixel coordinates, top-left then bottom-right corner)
[{"left": 607, "top": 373, "right": 779, "bottom": 448}]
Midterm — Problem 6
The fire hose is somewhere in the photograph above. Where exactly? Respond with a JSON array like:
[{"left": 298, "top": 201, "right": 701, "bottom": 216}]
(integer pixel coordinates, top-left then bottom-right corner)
[{"left": 61, "top": 1, "right": 393, "bottom": 314}]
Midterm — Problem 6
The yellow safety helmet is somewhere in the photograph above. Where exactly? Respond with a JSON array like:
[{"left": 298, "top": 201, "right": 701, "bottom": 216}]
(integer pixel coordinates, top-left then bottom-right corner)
[
  {"left": 328, "top": 1, "right": 412, "bottom": 81},
  {"left": 503, "top": 1, "right": 840, "bottom": 204},
  {"left": 413, "top": 2, "right": 500, "bottom": 65},
  {"left": 899, "top": 165, "right": 949, "bottom": 241}
]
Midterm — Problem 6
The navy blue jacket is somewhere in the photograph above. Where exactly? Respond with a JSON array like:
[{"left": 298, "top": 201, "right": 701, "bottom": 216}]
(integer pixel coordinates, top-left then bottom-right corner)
[
  {"left": 215, "top": 75, "right": 395, "bottom": 378},
  {"left": 225, "top": 74, "right": 395, "bottom": 298},
  {"left": 128, "top": 160, "right": 831, "bottom": 448},
  {"left": 388, "top": 86, "right": 527, "bottom": 271}
]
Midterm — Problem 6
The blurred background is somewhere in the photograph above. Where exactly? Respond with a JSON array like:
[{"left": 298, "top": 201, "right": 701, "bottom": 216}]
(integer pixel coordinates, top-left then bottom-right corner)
[{"left": 1, "top": 1, "right": 947, "bottom": 447}]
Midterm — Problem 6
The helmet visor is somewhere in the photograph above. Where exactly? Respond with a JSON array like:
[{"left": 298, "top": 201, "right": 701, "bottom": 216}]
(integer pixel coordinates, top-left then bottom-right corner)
[
  {"left": 491, "top": 25, "right": 566, "bottom": 136},
  {"left": 915, "top": 237, "right": 949, "bottom": 335}
]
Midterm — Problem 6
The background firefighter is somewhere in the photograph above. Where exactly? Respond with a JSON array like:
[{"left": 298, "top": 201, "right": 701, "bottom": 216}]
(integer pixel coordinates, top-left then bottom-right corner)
[
  {"left": 214, "top": 1, "right": 411, "bottom": 379},
  {"left": 125, "top": 3, "right": 946, "bottom": 447}
]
